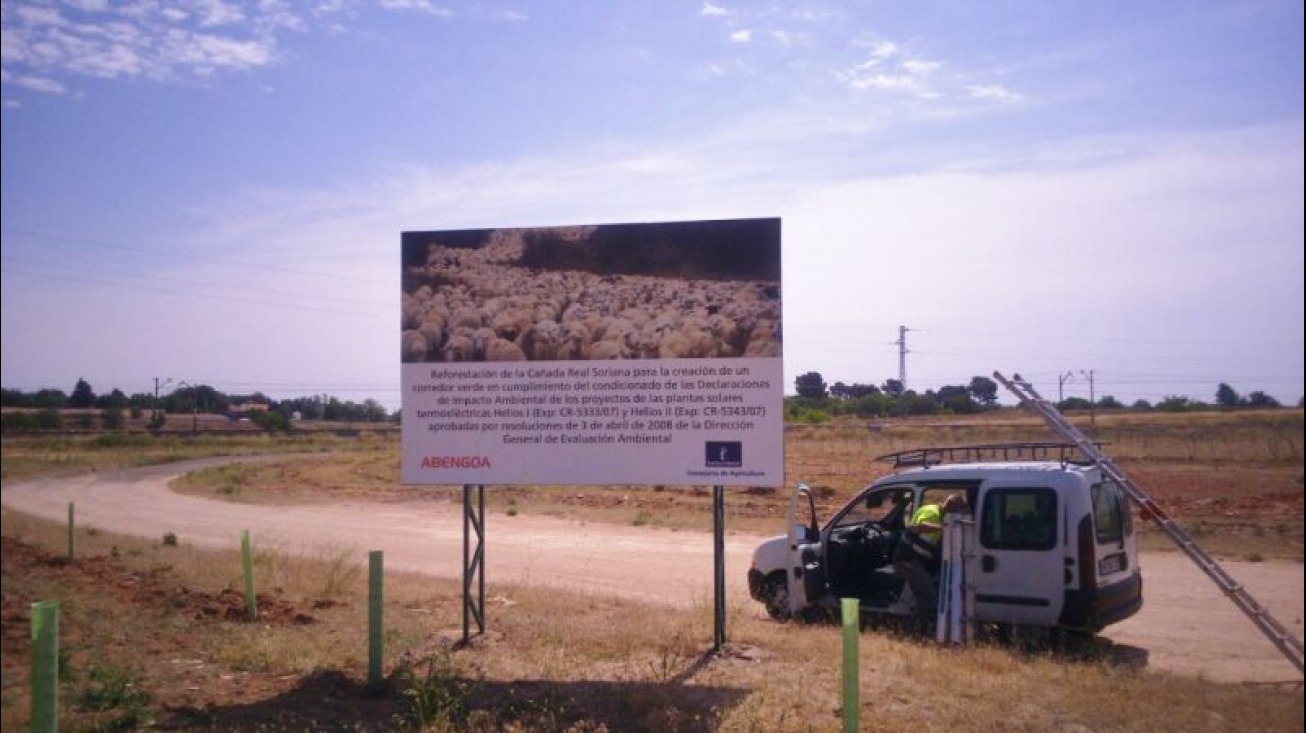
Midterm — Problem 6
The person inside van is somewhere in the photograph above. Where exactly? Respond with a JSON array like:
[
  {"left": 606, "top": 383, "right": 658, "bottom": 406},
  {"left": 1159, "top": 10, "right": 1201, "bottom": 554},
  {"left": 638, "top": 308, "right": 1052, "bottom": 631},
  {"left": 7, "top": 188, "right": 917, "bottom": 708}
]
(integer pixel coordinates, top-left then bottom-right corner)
[{"left": 896, "top": 494, "right": 968, "bottom": 625}]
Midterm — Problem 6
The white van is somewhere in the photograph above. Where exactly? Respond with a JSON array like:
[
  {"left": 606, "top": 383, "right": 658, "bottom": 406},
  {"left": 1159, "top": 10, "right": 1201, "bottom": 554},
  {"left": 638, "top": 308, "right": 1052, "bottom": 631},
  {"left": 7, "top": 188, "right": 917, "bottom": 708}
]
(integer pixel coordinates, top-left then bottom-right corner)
[{"left": 747, "top": 444, "right": 1143, "bottom": 633}]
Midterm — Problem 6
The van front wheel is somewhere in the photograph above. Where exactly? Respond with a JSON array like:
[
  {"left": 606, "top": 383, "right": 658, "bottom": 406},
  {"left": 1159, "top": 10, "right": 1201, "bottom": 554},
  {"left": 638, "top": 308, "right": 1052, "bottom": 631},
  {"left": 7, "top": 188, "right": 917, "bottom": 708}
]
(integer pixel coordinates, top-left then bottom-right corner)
[{"left": 762, "top": 574, "right": 792, "bottom": 621}]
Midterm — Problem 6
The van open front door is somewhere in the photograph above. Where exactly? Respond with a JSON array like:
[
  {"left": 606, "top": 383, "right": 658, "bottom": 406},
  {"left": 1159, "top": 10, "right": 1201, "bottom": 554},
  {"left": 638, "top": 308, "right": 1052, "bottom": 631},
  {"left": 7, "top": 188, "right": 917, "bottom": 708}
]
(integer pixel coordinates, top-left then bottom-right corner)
[{"left": 787, "top": 483, "right": 821, "bottom": 616}]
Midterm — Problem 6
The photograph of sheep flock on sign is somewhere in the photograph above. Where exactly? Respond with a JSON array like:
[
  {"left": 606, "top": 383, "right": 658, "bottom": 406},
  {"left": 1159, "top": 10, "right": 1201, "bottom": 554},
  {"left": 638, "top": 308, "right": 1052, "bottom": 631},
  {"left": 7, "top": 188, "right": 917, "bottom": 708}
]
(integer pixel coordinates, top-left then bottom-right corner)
[{"left": 400, "top": 218, "right": 782, "bottom": 363}]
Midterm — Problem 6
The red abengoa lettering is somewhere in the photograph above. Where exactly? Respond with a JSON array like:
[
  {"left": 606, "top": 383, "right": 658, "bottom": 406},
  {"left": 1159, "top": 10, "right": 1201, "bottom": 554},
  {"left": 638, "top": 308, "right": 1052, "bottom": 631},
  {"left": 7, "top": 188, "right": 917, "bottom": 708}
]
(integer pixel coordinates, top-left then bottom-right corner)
[{"left": 421, "top": 456, "right": 492, "bottom": 469}]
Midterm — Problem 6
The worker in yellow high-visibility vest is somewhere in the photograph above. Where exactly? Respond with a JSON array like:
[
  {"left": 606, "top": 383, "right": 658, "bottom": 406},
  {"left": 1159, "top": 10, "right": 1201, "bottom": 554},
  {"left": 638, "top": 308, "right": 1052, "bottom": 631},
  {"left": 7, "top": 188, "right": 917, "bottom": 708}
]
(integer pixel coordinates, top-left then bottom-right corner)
[{"left": 899, "top": 494, "right": 967, "bottom": 626}]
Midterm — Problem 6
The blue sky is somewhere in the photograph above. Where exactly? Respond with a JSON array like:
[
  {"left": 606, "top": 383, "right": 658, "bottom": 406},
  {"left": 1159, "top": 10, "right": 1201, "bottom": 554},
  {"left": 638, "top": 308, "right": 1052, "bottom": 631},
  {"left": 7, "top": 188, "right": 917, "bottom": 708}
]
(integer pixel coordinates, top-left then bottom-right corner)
[{"left": 2, "top": 0, "right": 1303, "bottom": 411}]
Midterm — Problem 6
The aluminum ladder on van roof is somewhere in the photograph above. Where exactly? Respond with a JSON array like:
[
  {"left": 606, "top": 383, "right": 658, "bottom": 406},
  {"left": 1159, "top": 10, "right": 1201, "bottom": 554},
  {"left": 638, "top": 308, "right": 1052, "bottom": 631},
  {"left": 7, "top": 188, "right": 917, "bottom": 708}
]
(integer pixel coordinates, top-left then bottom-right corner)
[{"left": 994, "top": 371, "right": 1305, "bottom": 675}]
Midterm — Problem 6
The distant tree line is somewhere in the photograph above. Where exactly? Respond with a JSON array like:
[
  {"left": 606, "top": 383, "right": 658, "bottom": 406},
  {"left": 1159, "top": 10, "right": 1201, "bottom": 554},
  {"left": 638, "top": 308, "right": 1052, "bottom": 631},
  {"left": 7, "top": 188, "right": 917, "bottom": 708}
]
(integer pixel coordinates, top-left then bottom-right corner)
[
  {"left": 1, "top": 379, "right": 395, "bottom": 434},
  {"left": 4, "top": 374, "right": 1296, "bottom": 434},
  {"left": 784, "top": 373, "right": 1295, "bottom": 424}
]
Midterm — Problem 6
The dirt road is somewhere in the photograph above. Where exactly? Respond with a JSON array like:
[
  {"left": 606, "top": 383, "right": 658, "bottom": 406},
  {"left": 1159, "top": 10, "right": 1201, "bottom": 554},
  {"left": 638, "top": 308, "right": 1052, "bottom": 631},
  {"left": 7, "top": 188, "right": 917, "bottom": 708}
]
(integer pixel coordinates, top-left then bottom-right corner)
[{"left": 3, "top": 457, "right": 1302, "bottom": 684}]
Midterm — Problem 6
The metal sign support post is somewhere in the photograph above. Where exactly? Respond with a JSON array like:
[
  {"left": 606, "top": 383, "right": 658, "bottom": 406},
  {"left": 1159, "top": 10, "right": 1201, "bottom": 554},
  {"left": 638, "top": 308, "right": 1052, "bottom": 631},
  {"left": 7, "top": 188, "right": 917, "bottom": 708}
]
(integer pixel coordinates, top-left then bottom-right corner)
[
  {"left": 713, "top": 484, "right": 727, "bottom": 650},
  {"left": 463, "top": 484, "right": 486, "bottom": 644}
]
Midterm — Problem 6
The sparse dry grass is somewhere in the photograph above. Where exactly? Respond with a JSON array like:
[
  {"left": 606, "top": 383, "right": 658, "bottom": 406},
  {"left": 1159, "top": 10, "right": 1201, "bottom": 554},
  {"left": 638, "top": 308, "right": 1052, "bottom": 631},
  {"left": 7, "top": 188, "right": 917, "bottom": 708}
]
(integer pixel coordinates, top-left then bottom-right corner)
[
  {"left": 2, "top": 410, "right": 1303, "bottom": 730},
  {"left": 150, "top": 409, "right": 1306, "bottom": 559},
  {"left": 0, "top": 431, "right": 383, "bottom": 484},
  {"left": 2, "top": 509, "right": 1302, "bottom": 732}
]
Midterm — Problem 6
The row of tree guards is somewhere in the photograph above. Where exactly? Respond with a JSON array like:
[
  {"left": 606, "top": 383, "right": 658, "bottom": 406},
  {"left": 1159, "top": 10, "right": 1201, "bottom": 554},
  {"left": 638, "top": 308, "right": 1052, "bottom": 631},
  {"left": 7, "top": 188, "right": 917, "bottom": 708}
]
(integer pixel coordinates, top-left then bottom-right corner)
[
  {"left": 39, "top": 489, "right": 853, "bottom": 729},
  {"left": 29, "top": 514, "right": 391, "bottom": 731}
]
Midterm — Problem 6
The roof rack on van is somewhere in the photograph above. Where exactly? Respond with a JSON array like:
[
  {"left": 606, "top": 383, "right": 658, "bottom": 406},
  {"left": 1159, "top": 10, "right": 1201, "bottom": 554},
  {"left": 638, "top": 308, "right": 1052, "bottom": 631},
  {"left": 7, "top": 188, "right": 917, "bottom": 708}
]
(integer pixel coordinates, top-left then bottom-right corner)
[{"left": 875, "top": 442, "right": 1098, "bottom": 469}]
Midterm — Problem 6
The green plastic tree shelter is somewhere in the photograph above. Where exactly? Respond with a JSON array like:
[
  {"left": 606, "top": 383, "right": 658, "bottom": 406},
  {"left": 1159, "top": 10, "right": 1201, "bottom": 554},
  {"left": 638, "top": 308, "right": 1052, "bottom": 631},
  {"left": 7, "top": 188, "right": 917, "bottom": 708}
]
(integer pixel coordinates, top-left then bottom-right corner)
[{"left": 31, "top": 600, "right": 60, "bottom": 733}]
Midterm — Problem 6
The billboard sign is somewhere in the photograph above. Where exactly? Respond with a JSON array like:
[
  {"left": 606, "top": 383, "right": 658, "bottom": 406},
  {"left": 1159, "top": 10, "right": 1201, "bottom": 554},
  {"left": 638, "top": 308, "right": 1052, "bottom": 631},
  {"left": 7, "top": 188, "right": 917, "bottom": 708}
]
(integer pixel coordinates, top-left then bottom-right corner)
[{"left": 400, "top": 218, "right": 783, "bottom": 486}]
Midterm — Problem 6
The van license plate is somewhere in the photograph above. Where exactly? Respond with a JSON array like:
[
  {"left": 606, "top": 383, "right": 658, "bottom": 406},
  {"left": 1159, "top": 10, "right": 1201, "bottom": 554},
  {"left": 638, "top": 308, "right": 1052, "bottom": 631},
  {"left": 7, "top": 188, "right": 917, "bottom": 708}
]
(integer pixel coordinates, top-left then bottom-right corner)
[{"left": 1098, "top": 553, "right": 1125, "bottom": 575}]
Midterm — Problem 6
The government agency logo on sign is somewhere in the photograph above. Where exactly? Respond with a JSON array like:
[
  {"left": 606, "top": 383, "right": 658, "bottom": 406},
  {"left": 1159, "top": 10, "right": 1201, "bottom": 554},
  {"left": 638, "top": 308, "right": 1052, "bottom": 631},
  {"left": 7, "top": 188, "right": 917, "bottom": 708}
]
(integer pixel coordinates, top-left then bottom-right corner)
[{"left": 705, "top": 441, "right": 742, "bottom": 468}]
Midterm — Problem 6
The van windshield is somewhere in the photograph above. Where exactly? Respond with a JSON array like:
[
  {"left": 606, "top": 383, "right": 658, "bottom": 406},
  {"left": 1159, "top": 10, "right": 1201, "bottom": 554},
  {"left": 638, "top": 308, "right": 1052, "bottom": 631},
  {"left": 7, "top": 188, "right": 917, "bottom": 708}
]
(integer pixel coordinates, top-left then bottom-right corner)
[{"left": 830, "top": 487, "right": 912, "bottom": 529}]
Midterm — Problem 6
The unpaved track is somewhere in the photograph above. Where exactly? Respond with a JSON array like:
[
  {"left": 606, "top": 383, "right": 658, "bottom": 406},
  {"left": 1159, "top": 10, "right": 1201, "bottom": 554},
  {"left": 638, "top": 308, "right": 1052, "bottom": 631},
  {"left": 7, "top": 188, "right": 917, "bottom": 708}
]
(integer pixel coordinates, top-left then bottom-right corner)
[{"left": 3, "top": 457, "right": 1302, "bottom": 684}]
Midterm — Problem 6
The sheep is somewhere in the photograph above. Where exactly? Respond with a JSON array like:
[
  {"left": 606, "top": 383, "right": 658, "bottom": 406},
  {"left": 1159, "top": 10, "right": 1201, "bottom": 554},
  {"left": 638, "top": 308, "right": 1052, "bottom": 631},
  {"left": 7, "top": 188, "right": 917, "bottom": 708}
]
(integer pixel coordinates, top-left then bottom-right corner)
[
  {"left": 402, "top": 330, "right": 429, "bottom": 362},
  {"left": 449, "top": 307, "right": 482, "bottom": 331},
  {"left": 559, "top": 321, "right": 591, "bottom": 360},
  {"left": 485, "top": 337, "right": 527, "bottom": 361},
  {"left": 416, "top": 315, "right": 446, "bottom": 353},
  {"left": 441, "top": 330, "right": 475, "bottom": 362},
  {"left": 519, "top": 320, "right": 565, "bottom": 361},
  {"left": 586, "top": 339, "right": 630, "bottom": 360},
  {"left": 490, "top": 307, "right": 533, "bottom": 343},
  {"left": 470, "top": 327, "right": 498, "bottom": 361}
]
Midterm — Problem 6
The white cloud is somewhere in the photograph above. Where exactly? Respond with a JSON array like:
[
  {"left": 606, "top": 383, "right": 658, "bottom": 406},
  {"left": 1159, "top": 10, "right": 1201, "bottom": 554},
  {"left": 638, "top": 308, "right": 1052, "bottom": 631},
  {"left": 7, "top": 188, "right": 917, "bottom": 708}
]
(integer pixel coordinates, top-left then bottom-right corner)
[
  {"left": 378, "top": 0, "right": 452, "bottom": 16},
  {"left": 846, "top": 73, "right": 922, "bottom": 93},
  {"left": 14, "top": 6, "right": 67, "bottom": 27},
  {"left": 968, "top": 83, "right": 1023, "bottom": 102},
  {"left": 730, "top": 29, "right": 751, "bottom": 43},
  {"left": 164, "top": 31, "right": 276, "bottom": 74},
  {"left": 902, "top": 59, "right": 940, "bottom": 76},
  {"left": 870, "top": 40, "right": 898, "bottom": 58},
  {"left": 7, "top": 71, "right": 70, "bottom": 94},
  {"left": 771, "top": 29, "right": 797, "bottom": 46},
  {"left": 700, "top": 2, "right": 728, "bottom": 17},
  {"left": 495, "top": 10, "right": 529, "bottom": 22},
  {"left": 0, "top": 2, "right": 287, "bottom": 85},
  {"left": 194, "top": 0, "right": 246, "bottom": 27}
]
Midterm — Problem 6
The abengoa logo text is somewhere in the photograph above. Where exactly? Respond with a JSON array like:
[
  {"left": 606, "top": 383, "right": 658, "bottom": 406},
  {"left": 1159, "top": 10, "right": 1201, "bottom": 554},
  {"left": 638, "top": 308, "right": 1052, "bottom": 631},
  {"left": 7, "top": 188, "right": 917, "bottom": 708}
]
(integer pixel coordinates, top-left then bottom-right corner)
[{"left": 420, "top": 456, "right": 492, "bottom": 469}]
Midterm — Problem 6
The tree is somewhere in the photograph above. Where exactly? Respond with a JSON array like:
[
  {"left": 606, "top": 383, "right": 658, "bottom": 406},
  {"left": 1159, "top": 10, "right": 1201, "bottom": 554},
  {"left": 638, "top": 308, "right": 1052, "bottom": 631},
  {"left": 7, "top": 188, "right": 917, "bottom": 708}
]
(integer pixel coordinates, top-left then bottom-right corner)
[
  {"left": 1060, "top": 397, "right": 1093, "bottom": 411},
  {"left": 968, "top": 376, "right": 999, "bottom": 407},
  {"left": 1156, "top": 395, "right": 1194, "bottom": 413},
  {"left": 1215, "top": 383, "right": 1242, "bottom": 408},
  {"left": 1245, "top": 391, "right": 1280, "bottom": 408},
  {"left": 850, "top": 392, "right": 892, "bottom": 418},
  {"left": 32, "top": 389, "right": 67, "bottom": 409},
  {"left": 95, "top": 389, "right": 129, "bottom": 410},
  {"left": 938, "top": 385, "right": 978, "bottom": 414},
  {"left": 252, "top": 410, "right": 291, "bottom": 433},
  {"left": 898, "top": 391, "right": 938, "bottom": 416},
  {"left": 69, "top": 378, "right": 96, "bottom": 409},
  {"left": 1097, "top": 395, "right": 1124, "bottom": 409},
  {"left": 881, "top": 378, "right": 904, "bottom": 398},
  {"left": 794, "top": 372, "right": 828, "bottom": 400}
]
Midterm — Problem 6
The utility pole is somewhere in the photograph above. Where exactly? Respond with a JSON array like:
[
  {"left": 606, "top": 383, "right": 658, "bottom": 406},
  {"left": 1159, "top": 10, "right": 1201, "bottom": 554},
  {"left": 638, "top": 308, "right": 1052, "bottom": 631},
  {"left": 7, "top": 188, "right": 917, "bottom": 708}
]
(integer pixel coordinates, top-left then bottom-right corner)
[
  {"left": 896, "top": 326, "right": 910, "bottom": 392},
  {"left": 1058, "top": 371, "right": 1075, "bottom": 404},
  {"left": 152, "top": 377, "right": 173, "bottom": 427},
  {"left": 1080, "top": 369, "right": 1096, "bottom": 430},
  {"left": 178, "top": 380, "right": 198, "bottom": 433}
]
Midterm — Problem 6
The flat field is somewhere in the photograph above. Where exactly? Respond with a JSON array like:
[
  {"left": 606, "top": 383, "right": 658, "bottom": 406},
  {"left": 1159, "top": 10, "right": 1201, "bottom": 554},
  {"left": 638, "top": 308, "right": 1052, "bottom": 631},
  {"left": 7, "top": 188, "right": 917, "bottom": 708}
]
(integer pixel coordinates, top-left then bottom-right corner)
[{"left": 1, "top": 409, "right": 1302, "bottom": 731}]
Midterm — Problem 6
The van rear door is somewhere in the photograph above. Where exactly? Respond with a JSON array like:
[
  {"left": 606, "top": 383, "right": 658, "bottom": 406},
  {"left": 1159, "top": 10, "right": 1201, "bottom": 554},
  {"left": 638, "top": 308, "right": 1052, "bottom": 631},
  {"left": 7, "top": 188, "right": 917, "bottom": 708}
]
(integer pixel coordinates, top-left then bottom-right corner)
[
  {"left": 974, "top": 478, "right": 1065, "bottom": 625},
  {"left": 1089, "top": 476, "right": 1137, "bottom": 583},
  {"left": 1077, "top": 475, "right": 1144, "bottom": 628}
]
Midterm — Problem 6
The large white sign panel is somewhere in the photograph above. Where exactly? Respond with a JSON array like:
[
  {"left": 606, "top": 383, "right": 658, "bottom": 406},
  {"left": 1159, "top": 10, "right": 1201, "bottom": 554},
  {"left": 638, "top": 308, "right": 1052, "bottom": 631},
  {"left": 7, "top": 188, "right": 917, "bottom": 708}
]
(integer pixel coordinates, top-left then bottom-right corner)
[{"left": 400, "top": 219, "right": 782, "bottom": 486}]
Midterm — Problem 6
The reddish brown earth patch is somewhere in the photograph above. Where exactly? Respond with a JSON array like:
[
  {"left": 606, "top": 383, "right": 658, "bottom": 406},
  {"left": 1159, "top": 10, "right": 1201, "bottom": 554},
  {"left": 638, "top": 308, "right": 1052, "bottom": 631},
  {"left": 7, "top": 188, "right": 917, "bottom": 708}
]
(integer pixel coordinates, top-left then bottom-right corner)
[
  {"left": 0, "top": 536, "right": 409, "bottom": 731},
  {"left": 0, "top": 536, "right": 317, "bottom": 625}
]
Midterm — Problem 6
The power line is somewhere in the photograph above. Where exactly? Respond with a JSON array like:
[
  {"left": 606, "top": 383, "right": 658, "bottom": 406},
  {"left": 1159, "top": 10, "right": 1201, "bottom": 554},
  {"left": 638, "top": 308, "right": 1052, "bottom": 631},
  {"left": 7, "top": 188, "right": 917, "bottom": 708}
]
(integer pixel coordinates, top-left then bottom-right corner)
[
  {"left": 1, "top": 256, "right": 393, "bottom": 310},
  {"left": 1, "top": 228, "right": 392, "bottom": 286},
  {"left": 2, "top": 267, "right": 392, "bottom": 319}
]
